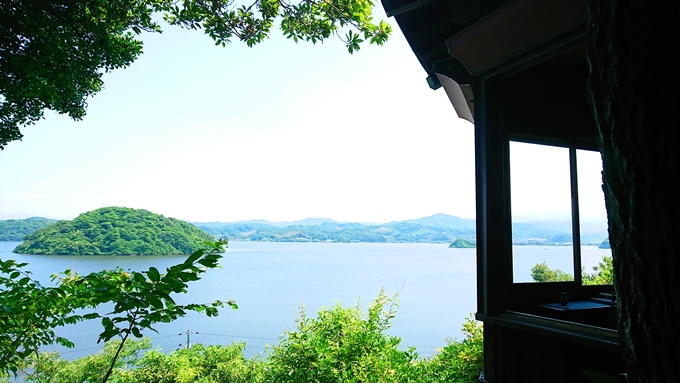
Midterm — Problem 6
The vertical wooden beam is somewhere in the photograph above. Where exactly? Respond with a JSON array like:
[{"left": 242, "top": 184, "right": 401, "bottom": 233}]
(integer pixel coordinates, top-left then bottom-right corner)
[
  {"left": 476, "top": 76, "right": 512, "bottom": 382},
  {"left": 569, "top": 147, "right": 583, "bottom": 285},
  {"left": 476, "top": 76, "right": 512, "bottom": 318}
]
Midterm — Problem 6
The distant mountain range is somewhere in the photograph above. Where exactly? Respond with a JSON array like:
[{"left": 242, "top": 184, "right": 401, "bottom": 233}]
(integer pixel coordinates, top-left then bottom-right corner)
[
  {"left": 0, "top": 213, "right": 609, "bottom": 245},
  {"left": 193, "top": 213, "right": 609, "bottom": 245}
]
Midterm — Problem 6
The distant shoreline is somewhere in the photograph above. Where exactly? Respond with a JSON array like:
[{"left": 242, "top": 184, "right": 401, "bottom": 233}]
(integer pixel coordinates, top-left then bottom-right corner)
[{"left": 1, "top": 212, "right": 609, "bottom": 250}]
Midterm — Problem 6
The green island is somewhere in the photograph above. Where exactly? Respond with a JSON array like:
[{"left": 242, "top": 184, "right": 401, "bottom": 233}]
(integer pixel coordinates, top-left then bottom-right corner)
[
  {"left": 449, "top": 238, "right": 476, "bottom": 248},
  {"left": 12, "top": 207, "right": 213, "bottom": 255}
]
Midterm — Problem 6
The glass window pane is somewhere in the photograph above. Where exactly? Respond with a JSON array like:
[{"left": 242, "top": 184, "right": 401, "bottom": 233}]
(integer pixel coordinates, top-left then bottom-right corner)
[
  {"left": 577, "top": 149, "right": 613, "bottom": 285},
  {"left": 510, "top": 142, "right": 574, "bottom": 283}
]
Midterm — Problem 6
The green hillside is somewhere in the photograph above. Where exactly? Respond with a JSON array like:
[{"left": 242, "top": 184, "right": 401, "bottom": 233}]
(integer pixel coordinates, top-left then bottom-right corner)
[
  {"left": 194, "top": 214, "right": 608, "bottom": 244},
  {"left": 13, "top": 207, "right": 214, "bottom": 255},
  {"left": 195, "top": 219, "right": 473, "bottom": 243},
  {"left": 0, "top": 217, "right": 56, "bottom": 241},
  {"left": 449, "top": 238, "right": 476, "bottom": 248}
]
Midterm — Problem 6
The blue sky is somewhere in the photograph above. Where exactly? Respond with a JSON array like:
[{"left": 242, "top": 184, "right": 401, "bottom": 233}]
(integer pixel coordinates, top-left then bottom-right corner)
[{"left": 0, "top": 7, "right": 605, "bottom": 224}]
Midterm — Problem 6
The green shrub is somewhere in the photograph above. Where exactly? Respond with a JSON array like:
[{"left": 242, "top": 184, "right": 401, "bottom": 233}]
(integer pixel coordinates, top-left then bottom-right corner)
[
  {"left": 424, "top": 315, "right": 484, "bottom": 383},
  {"left": 23, "top": 293, "right": 488, "bottom": 383},
  {"left": 123, "top": 342, "right": 264, "bottom": 383},
  {"left": 582, "top": 256, "right": 614, "bottom": 285},
  {"left": 28, "top": 339, "right": 264, "bottom": 383},
  {"left": 264, "top": 290, "right": 420, "bottom": 383},
  {"left": 531, "top": 256, "right": 614, "bottom": 285},
  {"left": 27, "top": 338, "right": 150, "bottom": 383},
  {"left": 531, "top": 262, "right": 574, "bottom": 282}
]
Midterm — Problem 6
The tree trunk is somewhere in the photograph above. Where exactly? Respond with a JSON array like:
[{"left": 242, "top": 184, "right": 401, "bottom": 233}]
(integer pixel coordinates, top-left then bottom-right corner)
[{"left": 587, "top": 1, "right": 680, "bottom": 382}]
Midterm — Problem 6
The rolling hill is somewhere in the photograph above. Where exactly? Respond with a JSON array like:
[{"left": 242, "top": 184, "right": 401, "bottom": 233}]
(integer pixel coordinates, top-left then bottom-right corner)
[{"left": 13, "top": 207, "right": 214, "bottom": 255}]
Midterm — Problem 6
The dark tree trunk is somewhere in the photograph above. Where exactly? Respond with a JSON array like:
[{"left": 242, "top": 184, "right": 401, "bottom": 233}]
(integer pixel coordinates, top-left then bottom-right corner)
[{"left": 587, "top": 1, "right": 680, "bottom": 382}]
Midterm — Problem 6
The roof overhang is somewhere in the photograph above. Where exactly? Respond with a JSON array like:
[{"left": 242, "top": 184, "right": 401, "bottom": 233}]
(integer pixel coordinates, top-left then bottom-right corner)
[
  {"left": 381, "top": 0, "right": 588, "bottom": 83},
  {"left": 446, "top": 0, "right": 587, "bottom": 77}
]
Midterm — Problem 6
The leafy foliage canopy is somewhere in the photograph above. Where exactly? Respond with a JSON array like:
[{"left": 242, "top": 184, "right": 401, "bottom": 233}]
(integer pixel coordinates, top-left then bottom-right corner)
[
  {"left": 19, "top": 293, "right": 484, "bottom": 383},
  {"left": 530, "top": 256, "right": 614, "bottom": 285},
  {"left": 13, "top": 207, "right": 214, "bottom": 255},
  {"left": 1, "top": 239, "right": 234, "bottom": 379},
  {"left": 0, "top": 0, "right": 391, "bottom": 149}
]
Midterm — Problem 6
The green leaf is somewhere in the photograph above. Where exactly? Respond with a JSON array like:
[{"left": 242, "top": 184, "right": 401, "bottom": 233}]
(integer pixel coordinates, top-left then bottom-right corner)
[
  {"left": 197, "top": 257, "right": 217, "bottom": 267},
  {"left": 134, "top": 272, "right": 147, "bottom": 284},
  {"left": 147, "top": 267, "right": 161, "bottom": 282},
  {"left": 55, "top": 337, "right": 75, "bottom": 348},
  {"left": 177, "top": 271, "right": 194, "bottom": 282},
  {"left": 131, "top": 327, "right": 143, "bottom": 338},
  {"left": 184, "top": 249, "right": 205, "bottom": 266}
]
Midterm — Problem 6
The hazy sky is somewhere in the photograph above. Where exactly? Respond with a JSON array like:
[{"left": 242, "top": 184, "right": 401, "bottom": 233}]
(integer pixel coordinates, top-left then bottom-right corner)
[{"left": 0, "top": 8, "right": 606, "bottom": 224}]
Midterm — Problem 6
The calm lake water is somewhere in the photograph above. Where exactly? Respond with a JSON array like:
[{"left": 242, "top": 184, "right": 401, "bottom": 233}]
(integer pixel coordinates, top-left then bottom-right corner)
[{"left": 0, "top": 241, "right": 611, "bottom": 359}]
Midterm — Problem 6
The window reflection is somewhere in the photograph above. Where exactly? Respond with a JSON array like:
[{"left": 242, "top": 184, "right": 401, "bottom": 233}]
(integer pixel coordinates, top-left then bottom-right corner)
[
  {"left": 577, "top": 150, "right": 612, "bottom": 285},
  {"left": 510, "top": 142, "right": 573, "bottom": 283}
]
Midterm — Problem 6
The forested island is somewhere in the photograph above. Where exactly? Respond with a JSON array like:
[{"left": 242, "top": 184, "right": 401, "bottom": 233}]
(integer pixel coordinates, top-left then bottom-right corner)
[
  {"left": 13, "top": 207, "right": 213, "bottom": 255},
  {"left": 449, "top": 238, "right": 476, "bottom": 248}
]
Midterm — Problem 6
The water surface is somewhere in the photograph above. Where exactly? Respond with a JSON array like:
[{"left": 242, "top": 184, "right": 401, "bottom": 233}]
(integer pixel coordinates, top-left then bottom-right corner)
[{"left": 0, "top": 241, "right": 610, "bottom": 359}]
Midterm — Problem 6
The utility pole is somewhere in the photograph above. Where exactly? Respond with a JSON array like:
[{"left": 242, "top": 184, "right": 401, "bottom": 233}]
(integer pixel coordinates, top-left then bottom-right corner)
[{"left": 178, "top": 329, "right": 198, "bottom": 349}]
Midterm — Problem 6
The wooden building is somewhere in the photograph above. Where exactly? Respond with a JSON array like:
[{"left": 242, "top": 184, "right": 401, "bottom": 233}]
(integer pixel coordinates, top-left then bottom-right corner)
[{"left": 379, "top": 0, "right": 625, "bottom": 381}]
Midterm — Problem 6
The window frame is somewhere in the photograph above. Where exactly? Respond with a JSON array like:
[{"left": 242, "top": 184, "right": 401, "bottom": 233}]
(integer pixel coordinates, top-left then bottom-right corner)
[{"left": 504, "top": 137, "right": 613, "bottom": 312}]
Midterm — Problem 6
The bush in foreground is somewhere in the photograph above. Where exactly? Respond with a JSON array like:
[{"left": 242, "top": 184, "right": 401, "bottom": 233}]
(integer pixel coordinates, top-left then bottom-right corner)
[
  {"left": 265, "top": 291, "right": 419, "bottom": 382},
  {"left": 425, "top": 316, "right": 484, "bottom": 383},
  {"left": 23, "top": 293, "right": 484, "bottom": 383},
  {"left": 531, "top": 255, "right": 614, "bottom": 285}
]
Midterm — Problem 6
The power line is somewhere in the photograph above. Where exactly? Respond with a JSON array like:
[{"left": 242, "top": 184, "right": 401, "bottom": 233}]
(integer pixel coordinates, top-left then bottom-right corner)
[
  {"left": 54, "top": 333, "right": 187, "bottom": 355},
  {"left": 197, "top": 332, "right": 278, "bottom": 341},
  {"left": 42, "top": 329, "right": 285, "bottom": 355},
  {"left": 59, "top": 346, "right": 105, "bottom": 355},
  {"left": 151, "top": 334, "right": 183, "bottom": 340}
]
